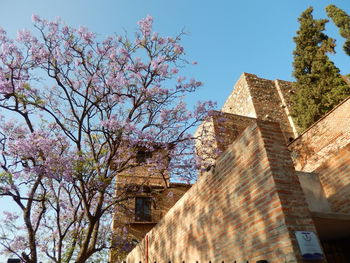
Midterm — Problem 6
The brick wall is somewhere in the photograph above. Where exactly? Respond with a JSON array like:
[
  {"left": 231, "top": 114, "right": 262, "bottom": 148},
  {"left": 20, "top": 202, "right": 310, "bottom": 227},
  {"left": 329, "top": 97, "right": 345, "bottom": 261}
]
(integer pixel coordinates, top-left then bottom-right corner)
[
  {"left": 288, "top": 97, "right": 350, "bottom": 173},
  {"left": 126, "top": 121, "right": 324, "bottom": 263},
  {"left": 315, "top": 143, "right": 350, "bottom": 214}
]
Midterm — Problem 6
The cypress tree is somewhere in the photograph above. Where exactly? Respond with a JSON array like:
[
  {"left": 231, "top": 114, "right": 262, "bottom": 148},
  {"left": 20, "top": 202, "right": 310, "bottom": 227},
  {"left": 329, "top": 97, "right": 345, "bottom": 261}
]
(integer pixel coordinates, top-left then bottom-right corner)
[
  {"left": 326, "top": 5, "right": 350, "bottom": 56},
  {"left": 292, "top": 7, "right": 350, "bottom": 131}
]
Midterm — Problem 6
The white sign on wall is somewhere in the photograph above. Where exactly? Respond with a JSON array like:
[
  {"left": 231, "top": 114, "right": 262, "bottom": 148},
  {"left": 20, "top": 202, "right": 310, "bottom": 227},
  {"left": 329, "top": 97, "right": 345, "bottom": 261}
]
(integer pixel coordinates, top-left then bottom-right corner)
[{"left": 295, "top": 231, "right": 324, "bottom": 261}]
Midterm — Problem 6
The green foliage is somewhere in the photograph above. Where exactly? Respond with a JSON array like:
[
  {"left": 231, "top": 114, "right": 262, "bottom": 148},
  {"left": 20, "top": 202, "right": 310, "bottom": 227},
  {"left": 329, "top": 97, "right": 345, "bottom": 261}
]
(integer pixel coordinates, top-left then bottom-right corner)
[
  {"left": 291, "top": 7, "right": 350, "bottom": 131},
  {"left": 326, "top": 5, "right": 350, "bottom": 56},
  {"left": 0, "top": 172, "right": 13, "bottom": 188}
]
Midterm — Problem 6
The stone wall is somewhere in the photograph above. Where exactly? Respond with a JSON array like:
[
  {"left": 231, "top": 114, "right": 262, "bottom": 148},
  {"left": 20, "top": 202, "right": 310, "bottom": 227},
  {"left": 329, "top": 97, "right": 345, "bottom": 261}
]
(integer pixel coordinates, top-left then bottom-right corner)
[
  {"left": 221, "top": 73, "right": 256, "bottom": 118},
  {"left": 196, "top": 73, "right": 299, "bottom": 174},
  {"left": 193, "top": 114, "right": 217, "bottom": 170},
  {"left": 126, "top": 121, "right": 324, "bottom": 263},
  {"left": 222, "top": 73, "right": 297, "bottom": 144},
  {"left": 245, "top": 74, "right": 296, "bottom": 141},
  {"left": 315, "top": 143, "right": 350, "bottom": 214},
  {"left": 111, "top": 183, "right": 190, "bottom": 261},
  {"left": 211, "top": 111, "right": 257, "bottom": 152},
  {"left": 111, "top": 144, "right": 191, "bottom": 261},
  {"left": 194, "top": 111, "right": 257, "bottom": 172},
  {"left": 288, "top": 97, "right": 350, "bottom": 173}
]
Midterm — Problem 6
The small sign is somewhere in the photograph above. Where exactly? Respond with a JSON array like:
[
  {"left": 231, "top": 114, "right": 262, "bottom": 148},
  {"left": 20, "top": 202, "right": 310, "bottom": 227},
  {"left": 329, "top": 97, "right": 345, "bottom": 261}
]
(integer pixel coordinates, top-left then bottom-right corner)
[{"left": 295, "top": 231, "right": 324, "bottom": 260}]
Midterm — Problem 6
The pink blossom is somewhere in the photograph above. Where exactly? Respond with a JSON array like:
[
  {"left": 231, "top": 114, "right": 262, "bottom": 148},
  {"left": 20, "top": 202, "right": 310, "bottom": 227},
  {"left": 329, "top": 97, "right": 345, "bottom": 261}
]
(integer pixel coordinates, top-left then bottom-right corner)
[
  {"left": 157, "top": 37, "right": 166, "bottom": 45},
  {"left": 31, "top": 14, "right": 40, "bottom": 23},
  {"left": 137, "top": 15, "right": 153, "bottom": 37},
  {"left": 151, "top": 32, "right": 158, "bottom": 41},
  {"left": 3, "top": 211, "right": 19, "bottom": 222},
  {"left": 0, "top": 27, "right": 7, "bottom": 42},
  {"left": 0, "top": 14, "right": 214, "bottom": 262},
  {"left": 171, "top": 68, "right": 179, "bottom": 74},
  {"left": 177, "top": 76, "right": 186, "bottom": 82},
  {"left": 0, "top": 77, "right": 12, "bottom": 96},
  {"left": 173, "top": 43, "right": 184, "bottom": 54},
  {"left": 62, "top": 26, "right": 69, "bottom": 35},
  {"left": 17, "top": 29, "right": 33, "bottom": 43}
]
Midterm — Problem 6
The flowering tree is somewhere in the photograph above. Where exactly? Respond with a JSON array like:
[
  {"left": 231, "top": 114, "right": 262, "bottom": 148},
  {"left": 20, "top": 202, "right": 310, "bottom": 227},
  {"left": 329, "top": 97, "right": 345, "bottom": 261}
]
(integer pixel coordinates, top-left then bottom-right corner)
[{"left": 0, "top": 15, "right": 214, "bottom": 263}]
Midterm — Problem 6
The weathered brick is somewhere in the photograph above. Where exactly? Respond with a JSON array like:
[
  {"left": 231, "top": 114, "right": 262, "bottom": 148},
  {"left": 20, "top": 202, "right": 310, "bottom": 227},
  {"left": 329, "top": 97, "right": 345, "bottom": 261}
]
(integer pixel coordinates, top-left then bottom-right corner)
[{"left": 125, "top": 121, "right": 323, "bottom": 263}]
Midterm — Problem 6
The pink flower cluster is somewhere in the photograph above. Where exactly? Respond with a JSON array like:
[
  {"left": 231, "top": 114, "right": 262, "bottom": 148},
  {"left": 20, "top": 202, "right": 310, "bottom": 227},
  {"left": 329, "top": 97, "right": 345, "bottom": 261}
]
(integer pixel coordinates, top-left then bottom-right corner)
[
  {"left": 0, "top": 14, "right": 217, "bottom": 262},
  {"left": 7, "top": 130, "right": 74, "bottom": 181},
  {"left": 137, "top": 15, "right": 153, "bottom": 37}
]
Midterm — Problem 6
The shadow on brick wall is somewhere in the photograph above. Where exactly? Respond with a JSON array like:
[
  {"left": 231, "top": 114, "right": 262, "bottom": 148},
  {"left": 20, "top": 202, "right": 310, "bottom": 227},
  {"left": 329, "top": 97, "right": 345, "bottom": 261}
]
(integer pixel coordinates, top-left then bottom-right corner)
[{"left": 126, "top": 121, "right": 321, "bottom": 263}]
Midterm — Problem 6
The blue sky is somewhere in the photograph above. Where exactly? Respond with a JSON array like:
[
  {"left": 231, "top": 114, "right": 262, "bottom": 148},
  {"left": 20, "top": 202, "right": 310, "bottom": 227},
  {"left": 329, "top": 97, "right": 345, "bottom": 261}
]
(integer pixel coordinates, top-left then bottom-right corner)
[
  {"left": 0, "top": 0, "right": 349, "bottom": 108},
  {"left": 0, "top": 0, "right": 349, "bottom": 261}
]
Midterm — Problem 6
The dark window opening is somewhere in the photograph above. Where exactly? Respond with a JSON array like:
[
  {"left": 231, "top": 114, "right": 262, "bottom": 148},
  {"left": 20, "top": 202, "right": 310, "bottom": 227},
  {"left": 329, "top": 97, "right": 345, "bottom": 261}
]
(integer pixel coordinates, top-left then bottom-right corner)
[
  {"left": 140, "top": 185, "right": 151, "bottom": 193},
  {"left": 124, "top": 185, "right": 152, "bottom": 194},
  {"left": 136, "top": 150, "right": 152, "bottom": 164},
  {"left": 135, "top": 197, "right": 152, "bottom": 222},
  {"left": 131, "top": 239, "right": 139, "bottom": 245},
  {"left": 124, "top": 184, "right": 140, "bottom": 193}
]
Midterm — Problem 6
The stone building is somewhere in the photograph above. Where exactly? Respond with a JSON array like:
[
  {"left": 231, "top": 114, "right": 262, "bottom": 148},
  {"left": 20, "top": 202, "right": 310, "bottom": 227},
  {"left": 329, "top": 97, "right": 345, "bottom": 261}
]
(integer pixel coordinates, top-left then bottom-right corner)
[
  {"left": 116, "top": 73, "right": 350, "bottom": 263},
  {"left": 110, "top": 146, "right": 191, "bottom": 260}
]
